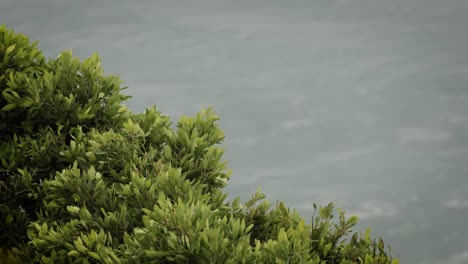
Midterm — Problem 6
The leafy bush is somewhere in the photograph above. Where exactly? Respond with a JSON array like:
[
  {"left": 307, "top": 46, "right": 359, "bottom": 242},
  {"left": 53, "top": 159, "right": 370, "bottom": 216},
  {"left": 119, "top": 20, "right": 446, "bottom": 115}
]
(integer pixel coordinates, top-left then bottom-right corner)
[{"left": 0, "top": 25, "right": 398, "bottom": 263}]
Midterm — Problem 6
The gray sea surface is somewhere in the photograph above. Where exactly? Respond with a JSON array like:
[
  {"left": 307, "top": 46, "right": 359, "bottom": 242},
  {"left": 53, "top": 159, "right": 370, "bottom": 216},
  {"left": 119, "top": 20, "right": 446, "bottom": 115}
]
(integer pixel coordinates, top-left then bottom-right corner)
[{"left": 3, "top": 1, "right": 468, "bottom": 263}]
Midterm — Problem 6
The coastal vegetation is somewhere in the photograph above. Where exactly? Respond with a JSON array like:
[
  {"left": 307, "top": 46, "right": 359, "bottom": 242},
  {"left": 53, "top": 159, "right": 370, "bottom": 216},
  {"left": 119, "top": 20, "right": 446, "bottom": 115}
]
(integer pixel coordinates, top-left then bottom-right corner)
[{"left": 0, "top": 25, "right": 398, "bottom": 263}]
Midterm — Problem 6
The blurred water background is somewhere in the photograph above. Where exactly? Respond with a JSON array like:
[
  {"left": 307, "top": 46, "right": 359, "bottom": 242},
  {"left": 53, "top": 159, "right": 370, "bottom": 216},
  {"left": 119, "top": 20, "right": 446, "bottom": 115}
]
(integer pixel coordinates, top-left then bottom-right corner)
[{"left": 2, "top": 0, "right": 468, "bottom": 263}]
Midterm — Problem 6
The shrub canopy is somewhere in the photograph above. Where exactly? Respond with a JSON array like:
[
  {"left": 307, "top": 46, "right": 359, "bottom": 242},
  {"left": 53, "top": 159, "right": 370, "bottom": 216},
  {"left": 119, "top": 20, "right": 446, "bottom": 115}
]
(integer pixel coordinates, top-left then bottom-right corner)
[{"left": 0, "top": 25, "right": 398, "bottom": 263}]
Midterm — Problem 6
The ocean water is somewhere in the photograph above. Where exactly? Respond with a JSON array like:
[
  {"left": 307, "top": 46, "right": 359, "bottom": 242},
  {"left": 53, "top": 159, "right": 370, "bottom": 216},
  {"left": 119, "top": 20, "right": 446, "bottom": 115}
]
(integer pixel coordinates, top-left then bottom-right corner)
[{"left": 2, "top": 1, "right": 468, "bottom": 263}]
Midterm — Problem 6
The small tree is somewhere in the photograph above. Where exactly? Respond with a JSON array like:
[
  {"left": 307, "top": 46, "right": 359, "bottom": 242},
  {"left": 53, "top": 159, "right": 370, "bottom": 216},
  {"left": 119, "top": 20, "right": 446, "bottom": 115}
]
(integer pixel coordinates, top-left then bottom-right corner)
[{"left": 0, "top": 25, "right": 398, "bottom": 263}]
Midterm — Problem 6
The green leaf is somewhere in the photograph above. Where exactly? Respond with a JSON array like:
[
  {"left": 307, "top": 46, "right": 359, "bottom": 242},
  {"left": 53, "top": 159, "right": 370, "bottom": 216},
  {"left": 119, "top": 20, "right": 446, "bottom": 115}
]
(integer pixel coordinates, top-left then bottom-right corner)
[
  {"left": 145, "top": 250, "right": 169, "bottom": 258},
  {"left": 8, "top": 90, "right": 20, "bottom": 99},
  {"left": 1, "top": 103, "right": 16, "bottom": 111},
  {"left": 5, "top": 214, "right": 13, "bottom": 224},
  {"left": 19, "top": 98, "right": 34, "bottom": 107},
  {"left": 323, "top": 243, "right": 332, "bottom": 256},
  {"left": 67, "top": 206, "right": 80, "bottom": 214},
  {"left": 74, "top": 238, "right": 88, "bottom": 253},
  {"left": 5, "top": 44, "right": 16, "bottom": 55},
  {"left": 163, "top": 146, "right": 172, "bottom": 160},
  {"left": 88, "top": 252, "right": 101, "bottom": 261},
  {"left": 278, "top": 228, "right": 288, "bottom": 242},
  {"left": 68, "top": 250, "right": 81, "bottom": 257}
]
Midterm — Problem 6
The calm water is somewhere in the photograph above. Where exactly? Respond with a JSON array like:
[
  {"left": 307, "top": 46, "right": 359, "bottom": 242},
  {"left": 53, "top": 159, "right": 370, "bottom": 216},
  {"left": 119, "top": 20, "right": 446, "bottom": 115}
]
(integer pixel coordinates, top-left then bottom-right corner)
[{"left": 3, "top": 1, "right": 468, "bottom": 263}]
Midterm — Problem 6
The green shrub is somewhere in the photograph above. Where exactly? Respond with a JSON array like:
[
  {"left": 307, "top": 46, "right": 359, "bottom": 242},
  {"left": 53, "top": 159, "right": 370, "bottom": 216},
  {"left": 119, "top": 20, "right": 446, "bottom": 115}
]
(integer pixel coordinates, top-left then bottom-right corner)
[{"left": 0, "top": 25, "right": 398, "bottom": 263}]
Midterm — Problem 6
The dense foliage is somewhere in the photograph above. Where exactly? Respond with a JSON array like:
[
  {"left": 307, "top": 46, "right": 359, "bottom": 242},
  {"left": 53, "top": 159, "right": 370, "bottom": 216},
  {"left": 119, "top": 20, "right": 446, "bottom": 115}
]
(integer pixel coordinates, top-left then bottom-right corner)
[{"left": 0, "top": 25, "right": 398, "bottom": 263}]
